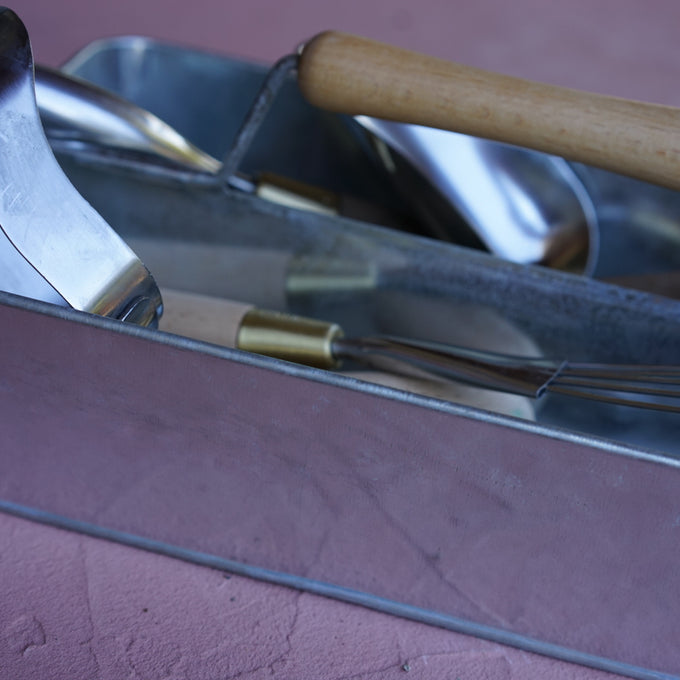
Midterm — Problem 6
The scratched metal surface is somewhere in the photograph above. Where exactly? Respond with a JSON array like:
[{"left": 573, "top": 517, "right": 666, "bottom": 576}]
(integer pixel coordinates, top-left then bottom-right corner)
[
  {"left": 0, "top": 510, "right": 633, "bottom": 680},
  {"left": 1, "top": 290, "right": 679, "bottom": 678}
]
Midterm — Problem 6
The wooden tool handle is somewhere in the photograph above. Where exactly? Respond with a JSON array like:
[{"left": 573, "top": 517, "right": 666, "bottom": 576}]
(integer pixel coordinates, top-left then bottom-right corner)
[
  {"left": 159, "top": 288, "right": 251, "bottom": 348},
  {"left": 297, "top": 31, "right": 680, "bottom": 190}
]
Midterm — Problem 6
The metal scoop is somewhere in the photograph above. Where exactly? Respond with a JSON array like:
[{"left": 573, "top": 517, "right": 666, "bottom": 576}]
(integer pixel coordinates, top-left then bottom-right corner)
[
  {"left": 0, "top": 8, "right": 161, "bottom": 325},
  {"left": 354, "top": 118, "right": 598, "bottom": 273}
]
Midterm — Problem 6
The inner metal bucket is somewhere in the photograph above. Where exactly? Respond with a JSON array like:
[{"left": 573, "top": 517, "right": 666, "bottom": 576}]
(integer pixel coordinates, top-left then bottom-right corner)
[{"left": 50, "top": 35, "right": 680, "bottom": 453}]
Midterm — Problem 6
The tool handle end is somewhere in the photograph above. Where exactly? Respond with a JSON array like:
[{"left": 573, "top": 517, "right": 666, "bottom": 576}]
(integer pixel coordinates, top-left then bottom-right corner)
[{"left": 298, "top": 31, "right": 680, "bottom": 191}]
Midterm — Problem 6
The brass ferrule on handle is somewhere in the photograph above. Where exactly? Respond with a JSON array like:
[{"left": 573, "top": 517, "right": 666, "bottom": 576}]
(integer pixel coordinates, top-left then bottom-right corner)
[{"left": 237, "top": 308, "right": 343, "bottom": 370}]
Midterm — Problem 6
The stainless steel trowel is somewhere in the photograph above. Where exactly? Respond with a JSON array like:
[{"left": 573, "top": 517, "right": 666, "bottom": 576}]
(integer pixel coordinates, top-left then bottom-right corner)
[{"left": 0, "top": 7, "right": 161, "bottom": 326}]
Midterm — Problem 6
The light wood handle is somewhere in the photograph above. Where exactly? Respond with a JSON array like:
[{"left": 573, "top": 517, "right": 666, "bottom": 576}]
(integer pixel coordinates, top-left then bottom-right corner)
[
  {"left": 159, "top": 288, "right": 251, "bottom": 348},
  {"left": 297, "top": 31, "right": 680, "bottom": 190}
]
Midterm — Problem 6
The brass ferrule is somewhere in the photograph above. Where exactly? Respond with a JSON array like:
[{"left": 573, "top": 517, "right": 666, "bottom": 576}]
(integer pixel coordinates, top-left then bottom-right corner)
[{"left": 236, "top": 308, "right": 343, "bottom": 370}]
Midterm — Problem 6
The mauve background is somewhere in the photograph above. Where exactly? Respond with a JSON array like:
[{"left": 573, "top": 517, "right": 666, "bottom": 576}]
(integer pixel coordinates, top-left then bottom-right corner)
[
  {"left": 4, "top": 1, "right": 680, "bottom": 678},
  {"left": 17, "top": 0, "right": 680, "bottom": 106}
]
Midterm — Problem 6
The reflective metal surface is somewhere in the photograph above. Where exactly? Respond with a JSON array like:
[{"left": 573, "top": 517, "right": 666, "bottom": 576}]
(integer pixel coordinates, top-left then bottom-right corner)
[
  {"left": 336, "top": 335, "right": 680, "bottom": 412},
  {"left": 2, "top": 287, "right": 680, "bottom": 680},
  {"left": 356, "top": 118, "right": 599, "bottom": 274},
  {"left": 35, "top": 42, "right": 598, "bottom": 275},
  {"left": 35, "top": 64, "right": 221, "bottom": 173},
  {"left": 0, "top": 9, "right": 160, "bottom": 324},
  {"left": 64, "top": 34, "right": 680, "bottom": 283}
]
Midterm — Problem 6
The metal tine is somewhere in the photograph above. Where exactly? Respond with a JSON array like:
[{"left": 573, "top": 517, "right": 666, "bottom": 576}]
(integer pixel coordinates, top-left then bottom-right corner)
[
  {"left": 336, "top": 336, "right": 564, "bottom": 398},
  {"left": 561, "top": 372, "right": 680, "bottom": 385},
  {"left": 379, "top": 342, "right": 680, "bottom": 412},
  {"left": 545, "top": 360, "right": 680, "bottom": 412},
  {"left": 547, "top": 384, "right": 680, "bottom": 414},
  {"left": 336, "top": 336, "right": 680, "bottom": 413},
  {"left": 550, "top": 374, "right": 680, "bottom": 399},
  {"left": 561, "top": 363, "right": 680, "bottom": 378},
  {"left": 555, "top": 363, "right": 680, "bottom": 395}
]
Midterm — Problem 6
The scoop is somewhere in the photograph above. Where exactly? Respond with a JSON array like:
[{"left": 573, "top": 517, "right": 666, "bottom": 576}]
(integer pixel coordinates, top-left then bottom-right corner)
[{"left": 353, "top": 117, "right": 598, "bottom": 273}]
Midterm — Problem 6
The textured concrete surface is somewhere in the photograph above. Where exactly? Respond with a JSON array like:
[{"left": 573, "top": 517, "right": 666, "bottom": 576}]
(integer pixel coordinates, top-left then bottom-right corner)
[{"left": 0, "top": 513, "right": 626, "bottom": 680}]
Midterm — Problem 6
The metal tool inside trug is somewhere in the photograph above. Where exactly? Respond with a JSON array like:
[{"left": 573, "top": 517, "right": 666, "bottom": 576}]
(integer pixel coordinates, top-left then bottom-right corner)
[
  {"left": 160, "top": 288, "right": 680, "bottom": 415},
  {"left": 0, "top": 8, "right": 161, "bottom": 326},
  {"left": 33, "top": 37, "right": 598, "bottom": 274}
]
